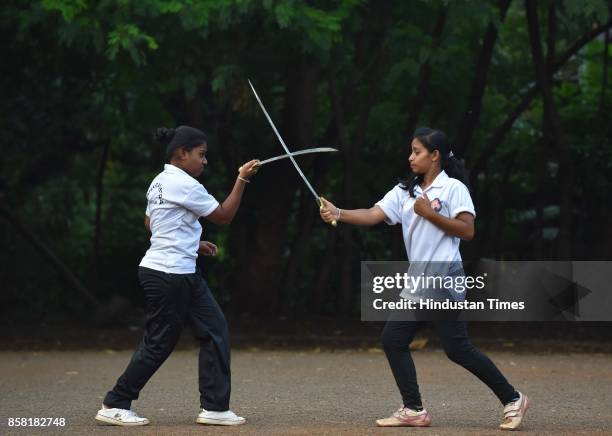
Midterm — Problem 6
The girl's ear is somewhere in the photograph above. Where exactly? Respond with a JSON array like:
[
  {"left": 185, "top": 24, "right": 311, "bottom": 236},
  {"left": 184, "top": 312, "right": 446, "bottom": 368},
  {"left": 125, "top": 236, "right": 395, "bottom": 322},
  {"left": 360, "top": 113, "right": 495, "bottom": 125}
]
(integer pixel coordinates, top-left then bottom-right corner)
[{"left": 431, "top": 149, "right": 440, "bottom": 162}]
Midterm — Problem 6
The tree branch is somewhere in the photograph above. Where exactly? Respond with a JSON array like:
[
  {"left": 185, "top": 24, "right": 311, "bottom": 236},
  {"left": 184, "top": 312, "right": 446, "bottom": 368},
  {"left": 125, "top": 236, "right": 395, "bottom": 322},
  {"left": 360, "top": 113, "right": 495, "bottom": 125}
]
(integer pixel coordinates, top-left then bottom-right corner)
[
  {"left": 469, "top": 19, "right": 612, "bottom": 185},
  {"left": 0, "top": 205, "right": 99, "bottom": 307}
]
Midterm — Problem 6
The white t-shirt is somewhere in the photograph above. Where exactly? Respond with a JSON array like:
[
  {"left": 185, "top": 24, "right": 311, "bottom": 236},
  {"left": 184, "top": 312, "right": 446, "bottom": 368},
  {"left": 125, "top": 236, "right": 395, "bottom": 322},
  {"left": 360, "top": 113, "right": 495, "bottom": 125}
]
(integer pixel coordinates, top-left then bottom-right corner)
[
  {"left": 376, "top": 170, "right": 475, "bottom": 263},
  {"left": 139, "top": 164, "right": 219, "bottom": 274}
]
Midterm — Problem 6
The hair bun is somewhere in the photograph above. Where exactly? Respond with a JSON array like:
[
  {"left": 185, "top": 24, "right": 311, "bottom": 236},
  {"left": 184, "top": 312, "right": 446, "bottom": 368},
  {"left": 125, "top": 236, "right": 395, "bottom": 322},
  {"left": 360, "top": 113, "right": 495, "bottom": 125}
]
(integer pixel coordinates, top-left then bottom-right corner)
[{"left": 156, "top": 127, "right": 176, "bottom": 145}]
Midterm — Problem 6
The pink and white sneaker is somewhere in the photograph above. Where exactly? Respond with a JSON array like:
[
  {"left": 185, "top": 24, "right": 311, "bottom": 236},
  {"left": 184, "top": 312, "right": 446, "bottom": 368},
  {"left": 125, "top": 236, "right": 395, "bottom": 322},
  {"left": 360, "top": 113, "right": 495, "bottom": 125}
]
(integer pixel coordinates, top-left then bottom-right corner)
[
  {"left": 500, "top": 391, "right": 531, "bottom": 430},
  {"left": 376, "top": 406, "right": 432, "bottom": 427}
]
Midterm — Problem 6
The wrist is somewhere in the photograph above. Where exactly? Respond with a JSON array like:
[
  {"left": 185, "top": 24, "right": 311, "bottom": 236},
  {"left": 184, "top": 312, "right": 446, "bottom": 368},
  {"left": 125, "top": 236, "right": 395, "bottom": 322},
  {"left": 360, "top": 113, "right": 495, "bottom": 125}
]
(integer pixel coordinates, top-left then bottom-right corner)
[{"left": 237, "top": 175, "right": 250, "bottom": 184}]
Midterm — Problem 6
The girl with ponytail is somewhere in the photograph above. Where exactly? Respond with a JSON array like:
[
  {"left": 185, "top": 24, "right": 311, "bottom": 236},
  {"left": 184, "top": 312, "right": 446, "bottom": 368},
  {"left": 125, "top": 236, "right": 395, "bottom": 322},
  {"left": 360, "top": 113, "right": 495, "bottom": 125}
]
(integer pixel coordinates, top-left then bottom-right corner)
[{"left": 319, "top": 127, "right": 530, "bottom": 430}]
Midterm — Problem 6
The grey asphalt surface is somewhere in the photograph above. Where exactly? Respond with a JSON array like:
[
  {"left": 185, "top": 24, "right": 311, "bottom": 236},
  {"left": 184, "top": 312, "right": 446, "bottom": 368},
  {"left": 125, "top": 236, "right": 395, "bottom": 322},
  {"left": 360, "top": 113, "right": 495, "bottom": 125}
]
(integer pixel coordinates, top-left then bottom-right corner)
[{"left": 1, "top": 349, "right": 611, "bottom": 435}]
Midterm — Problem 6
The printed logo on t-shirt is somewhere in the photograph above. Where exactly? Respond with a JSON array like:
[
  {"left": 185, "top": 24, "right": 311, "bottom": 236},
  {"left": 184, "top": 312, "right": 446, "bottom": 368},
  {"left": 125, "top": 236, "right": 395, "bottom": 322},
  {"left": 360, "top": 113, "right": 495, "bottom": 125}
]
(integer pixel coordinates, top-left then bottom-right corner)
[
  {"left": 430, "top": 197, "right": 442, "bottom": 213},
  {"left": 148, "top": 182, "right": 164, "bottom": 205}
]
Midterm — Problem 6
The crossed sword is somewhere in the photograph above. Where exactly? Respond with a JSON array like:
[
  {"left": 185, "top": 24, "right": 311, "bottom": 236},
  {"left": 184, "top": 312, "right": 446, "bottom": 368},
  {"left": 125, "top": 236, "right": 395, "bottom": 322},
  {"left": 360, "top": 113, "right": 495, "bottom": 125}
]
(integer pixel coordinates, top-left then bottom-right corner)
[{"left": 246, "top": 79, "right": 338, "bottom": 226}]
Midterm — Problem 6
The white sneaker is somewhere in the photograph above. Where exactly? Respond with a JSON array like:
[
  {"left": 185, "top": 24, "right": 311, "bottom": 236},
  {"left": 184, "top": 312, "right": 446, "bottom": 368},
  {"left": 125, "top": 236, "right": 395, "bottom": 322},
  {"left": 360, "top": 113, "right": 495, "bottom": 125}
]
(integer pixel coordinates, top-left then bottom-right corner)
[
  {"left": 95, "top": 405, "right": 150, "bottom": 426},
  {"left": 196, "top": 408, "right": 246, "bottom": 426}
]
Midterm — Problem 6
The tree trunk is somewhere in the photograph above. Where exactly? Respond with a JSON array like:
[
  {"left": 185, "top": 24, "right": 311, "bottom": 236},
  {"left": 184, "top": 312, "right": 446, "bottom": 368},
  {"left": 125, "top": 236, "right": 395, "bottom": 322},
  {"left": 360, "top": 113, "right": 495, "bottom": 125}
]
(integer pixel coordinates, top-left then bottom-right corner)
[
  {"left": 229, "top": 52, "right": 319, "bottom": 314},
  {"left": 525, "top": 0, "right": 573, "bottom": 259},
  {"left": 453, "top": 0, "right": 511, "bottom": 156},
  {"left": 311, "top": 229, "right": 339, "bottom": 312},
  {"left": 328, "top": 3, "right": 393, "bottom": 317},
  {"left": 535, "top": 0, "right": 557, "bottom": 260},
  {"left": 93, "top": 141, "right": 110, "bottom": 269},
  {"left": 490, "top": 151, "right": 517, "bottom": 259},
  {"left": 404, "top": 8, "right": 447, "bottom": 139},
  {"left": 329, "top": 76, "right": 354, "bottom": 317},
  {"left": 283, "top": 117, "right": 340, "bottom": 313},
  {"left": 279, "top": 160, "right": 323, "bottom": 313}
]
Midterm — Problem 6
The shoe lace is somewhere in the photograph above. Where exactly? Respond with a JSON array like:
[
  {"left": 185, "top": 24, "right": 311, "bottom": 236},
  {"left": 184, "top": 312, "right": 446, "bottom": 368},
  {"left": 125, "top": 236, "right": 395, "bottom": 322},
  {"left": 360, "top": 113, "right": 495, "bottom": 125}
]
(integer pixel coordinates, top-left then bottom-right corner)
[
  {"left": 393, "top": 406, "right": 405, "bottom": 417},
  {"left": 503, "top": 399, "right": 522, "bottom": 418},
  {"left": 506, "top": 393, "right": 522, "bottom": 407},
  {"left": 119, "top": 409, "right": 138, "bottom": 419},
  {"left": 395, "top": 406, "right": 424, "bottom": 418}
]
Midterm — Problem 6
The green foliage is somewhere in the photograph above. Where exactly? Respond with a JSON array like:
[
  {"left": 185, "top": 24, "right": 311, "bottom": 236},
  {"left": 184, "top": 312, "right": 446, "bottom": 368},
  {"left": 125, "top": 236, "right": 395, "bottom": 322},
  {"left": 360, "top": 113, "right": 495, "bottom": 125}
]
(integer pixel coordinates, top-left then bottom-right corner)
[
  {"left": 41, "top": 0, "right": 87, "bottom": 22},
  {"left": 563, "top": 0, "right": 609, "bottom": 23},
  {"left": 2, "top": 0, "right": 611, "bottom": 321},
  {"left": 107, "top": 23, "right": 158, "bottom": 65}
]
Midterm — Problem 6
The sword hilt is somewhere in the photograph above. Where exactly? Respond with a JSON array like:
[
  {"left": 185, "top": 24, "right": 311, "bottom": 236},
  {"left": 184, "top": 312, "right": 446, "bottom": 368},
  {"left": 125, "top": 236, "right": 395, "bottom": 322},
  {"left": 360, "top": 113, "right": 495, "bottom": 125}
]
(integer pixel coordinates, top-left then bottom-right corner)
[
  {"left": 238, "top": 161, "right": 261, "bottom": 174},
  {"left": 319, "top": 198, "right": 338, "bottom": 227}
]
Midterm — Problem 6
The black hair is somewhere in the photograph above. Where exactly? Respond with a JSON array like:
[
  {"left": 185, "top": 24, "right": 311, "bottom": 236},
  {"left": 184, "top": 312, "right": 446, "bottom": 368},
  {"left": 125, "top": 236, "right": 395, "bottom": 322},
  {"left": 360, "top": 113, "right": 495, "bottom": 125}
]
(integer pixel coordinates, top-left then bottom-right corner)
[
  {"left": 156, "top": 125, "right": 207, "bottom": 161},
  {"left": 400, "top": 127, "right": 468, "bottom": 197}
]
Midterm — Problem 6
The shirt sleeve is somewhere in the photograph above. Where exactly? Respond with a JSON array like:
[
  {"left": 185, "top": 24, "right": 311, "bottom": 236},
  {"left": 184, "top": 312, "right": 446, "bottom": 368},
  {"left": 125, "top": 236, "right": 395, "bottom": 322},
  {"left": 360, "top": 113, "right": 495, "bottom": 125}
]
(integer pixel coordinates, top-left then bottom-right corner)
[
  {"left": 448, "top": 182, "right": 476, "bottom": 219},
  {"left": 145, "top": 201, "right": 151, "bottom": 217},
  {"left": 375, "top": 185, "right": 403, "bottom": 225},
  {"left": 183, "top": 184, "right": 220, "bottom": 218}
]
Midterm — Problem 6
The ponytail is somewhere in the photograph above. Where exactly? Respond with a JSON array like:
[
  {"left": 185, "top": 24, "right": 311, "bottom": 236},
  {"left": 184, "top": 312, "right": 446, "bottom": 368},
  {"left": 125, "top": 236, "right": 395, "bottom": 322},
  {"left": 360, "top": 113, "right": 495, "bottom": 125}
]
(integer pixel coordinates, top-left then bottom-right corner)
[{"left": 441, "top": 152, "right": 467, "bottom": 186}]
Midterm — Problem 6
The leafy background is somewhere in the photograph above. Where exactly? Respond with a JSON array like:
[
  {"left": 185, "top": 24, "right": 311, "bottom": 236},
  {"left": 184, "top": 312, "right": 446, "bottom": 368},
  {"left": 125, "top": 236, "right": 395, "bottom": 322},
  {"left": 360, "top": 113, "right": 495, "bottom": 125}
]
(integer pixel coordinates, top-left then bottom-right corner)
[{"left": 1, "top": 0, "right": 610, "bottom": 323}]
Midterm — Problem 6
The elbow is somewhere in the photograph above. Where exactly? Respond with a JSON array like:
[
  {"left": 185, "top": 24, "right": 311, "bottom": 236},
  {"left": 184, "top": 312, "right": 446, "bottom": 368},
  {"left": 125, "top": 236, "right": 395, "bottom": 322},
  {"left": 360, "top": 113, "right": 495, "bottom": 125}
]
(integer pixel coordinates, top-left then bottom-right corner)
[
  {"left": 218, "top": 214, "right": 233, "bottom": 226},
  {"left": 208, "top": 207, "right": 233, "bottom": 226},
  {"left": 462, "top": 228, "right": 475, "bottom": 241}
]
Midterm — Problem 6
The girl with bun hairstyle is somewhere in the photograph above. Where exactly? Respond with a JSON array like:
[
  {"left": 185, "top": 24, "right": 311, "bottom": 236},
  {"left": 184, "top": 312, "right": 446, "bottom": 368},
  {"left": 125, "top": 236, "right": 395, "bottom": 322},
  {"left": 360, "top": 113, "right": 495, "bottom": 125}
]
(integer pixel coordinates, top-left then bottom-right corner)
[
  {"left": 320, "top": 127, "right": 530, "bottom": 430},
  {"left": 96, "top": 125, "right": 259, "bottom": 427}
]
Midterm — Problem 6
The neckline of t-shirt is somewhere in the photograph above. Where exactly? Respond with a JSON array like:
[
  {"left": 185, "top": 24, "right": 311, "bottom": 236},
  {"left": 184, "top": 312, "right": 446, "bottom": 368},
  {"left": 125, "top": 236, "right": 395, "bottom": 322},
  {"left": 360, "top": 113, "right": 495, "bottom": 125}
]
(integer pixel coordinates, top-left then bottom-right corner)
[{"left": 415, "top": 170, "right": 449, "bottom": 193}]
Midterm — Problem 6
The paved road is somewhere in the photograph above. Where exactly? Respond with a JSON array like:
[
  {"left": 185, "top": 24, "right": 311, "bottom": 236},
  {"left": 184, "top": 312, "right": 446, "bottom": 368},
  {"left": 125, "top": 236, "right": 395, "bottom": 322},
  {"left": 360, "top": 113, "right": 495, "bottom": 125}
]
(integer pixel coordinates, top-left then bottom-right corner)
[{"left": 1, "top": 349, "right": 611, "bottom": 435}]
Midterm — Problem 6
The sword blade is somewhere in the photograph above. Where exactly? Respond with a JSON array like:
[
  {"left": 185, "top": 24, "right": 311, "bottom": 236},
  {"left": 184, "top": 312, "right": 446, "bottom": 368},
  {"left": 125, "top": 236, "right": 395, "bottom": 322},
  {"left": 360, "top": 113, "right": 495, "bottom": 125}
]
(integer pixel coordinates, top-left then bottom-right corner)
[
  {"left": 248, "top": 79, "right": 321, "bottom": 205},
  {"left": 258, "top": 147, "right": 338, "bottom": 166}
]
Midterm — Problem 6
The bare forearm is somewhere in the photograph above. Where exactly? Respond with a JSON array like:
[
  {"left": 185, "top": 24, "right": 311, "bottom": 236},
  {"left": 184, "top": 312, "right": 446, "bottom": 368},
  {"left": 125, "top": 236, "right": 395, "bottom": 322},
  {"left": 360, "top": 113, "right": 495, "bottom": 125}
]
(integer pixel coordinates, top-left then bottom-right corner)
[
  {"left": 202, "top": 160, "right": 259, "bottom": 226},
  {"left": 424, "top": 212, "right": 474, "bottom": 240},
  {"left": 217, "top": 177, "right": 247, "bottom": 223},
  {"left": 338, "top": 207, "right": 386, "bottom": 226}
]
